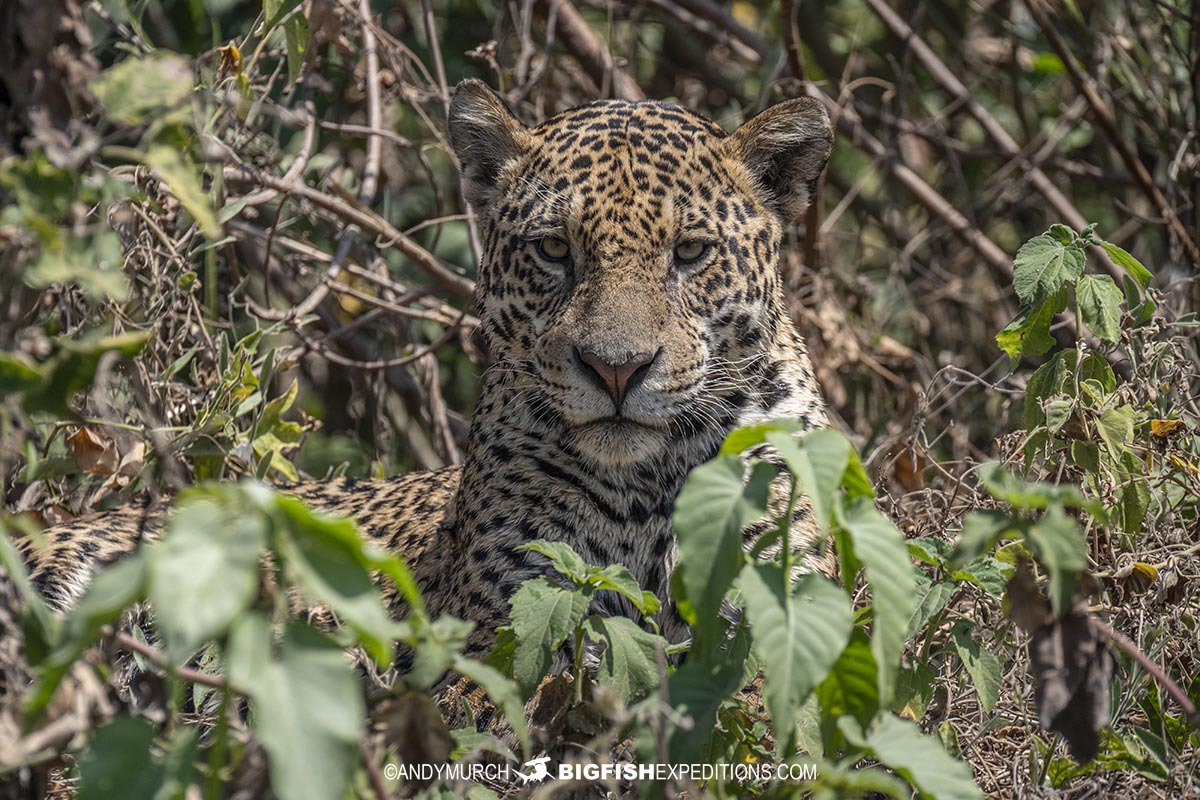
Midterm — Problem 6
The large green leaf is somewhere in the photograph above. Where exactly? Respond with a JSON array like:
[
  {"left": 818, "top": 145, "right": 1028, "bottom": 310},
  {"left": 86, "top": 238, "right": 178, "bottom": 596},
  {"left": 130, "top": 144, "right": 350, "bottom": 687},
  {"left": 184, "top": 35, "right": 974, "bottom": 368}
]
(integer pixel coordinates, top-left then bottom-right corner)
[
  {"left": 273, "top": 496, "right": 399, "bottom": 667},
  {"left": 1097, "top": 405, "right": 1137, "bottom": 459},
  {"left": 816, "top": 629, "right": 879, "bottom": 730},
  {"left": 1023, "top": 505, "right": 1087, "bottom": 616},
  {"left": 1099, "top": 241, "right": 1153, "bottom": 289},
  {"left": 520, "top": 540, "right": 587, "bottom": 580},
  {"left": 228, "top": 617, "right": 363, "bottom": 800},
  {"left": 90, "top": 52, "right": 193, "bottom": 125},
  {"left": 666, "top": 622, "right": 754, "bottom": 762},
  {"left": 583, "top": 615, "right": 665, "bottom": 702},
  {"left": 842, "top": 714, "right": 982, "bottom": 800},
  {"left": 765, "top": 427, "right": 852, "bottom": 531},
  {"left": 741, "top": 566, "right": 852, "bottom": 752},
  {"left": 508, "top": 577, "right": 588, "bottom": 696},
  {"left": 150, "top": 495, "right": 266, "bottom": 664},
  {"left": 76, "top": 717, "right": 164, "bottom": 800},
  {"left": 1012, "top": 231, "right": 1086, "bottom": 308},
  {"left": 1076, "top": 274, "right": 1125, "bottom": 343},
  {"left": 673, "top": 455, "right": 772, "bottom": 645},
  {"left": 591, "top": 564, "right": 660, "bottom": 615},
  {"left": 837, "top": 499, "right": 917, "bottom": 706}
]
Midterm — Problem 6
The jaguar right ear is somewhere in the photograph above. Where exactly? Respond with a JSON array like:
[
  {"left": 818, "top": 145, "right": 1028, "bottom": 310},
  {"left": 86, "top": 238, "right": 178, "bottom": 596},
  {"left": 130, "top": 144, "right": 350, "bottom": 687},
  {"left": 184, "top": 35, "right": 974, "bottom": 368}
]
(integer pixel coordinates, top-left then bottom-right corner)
[{"left": 448, "top": 80, "right": 530, "bottom": 209}]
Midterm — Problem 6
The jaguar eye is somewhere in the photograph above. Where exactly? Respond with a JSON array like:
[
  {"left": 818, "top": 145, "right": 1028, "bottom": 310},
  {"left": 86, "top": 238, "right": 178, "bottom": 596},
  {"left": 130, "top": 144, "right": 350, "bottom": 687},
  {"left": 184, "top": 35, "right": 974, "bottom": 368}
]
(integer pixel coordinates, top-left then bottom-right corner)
[
  {"left": 674, "top": 241, "right": 709, "bottom": 264},
  {"left": 537, "top": 237, "right": 570, "bottom": 262}
]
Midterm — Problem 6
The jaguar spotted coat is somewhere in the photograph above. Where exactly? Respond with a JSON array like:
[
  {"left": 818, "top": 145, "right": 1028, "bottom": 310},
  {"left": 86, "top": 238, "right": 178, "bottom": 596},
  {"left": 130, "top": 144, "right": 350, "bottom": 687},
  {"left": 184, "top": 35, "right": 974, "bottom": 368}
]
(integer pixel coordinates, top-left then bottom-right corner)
[{"left": 19, "top": 79, "right": 834, "bottom": 671}]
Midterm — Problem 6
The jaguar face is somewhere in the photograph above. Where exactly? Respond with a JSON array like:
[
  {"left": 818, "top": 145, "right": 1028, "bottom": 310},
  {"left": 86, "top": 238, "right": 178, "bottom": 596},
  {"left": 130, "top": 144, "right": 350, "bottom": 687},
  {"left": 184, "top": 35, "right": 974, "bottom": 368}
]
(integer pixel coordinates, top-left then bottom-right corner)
[{"left": 448, "top": 81, "right": 832, "bottom": 465}]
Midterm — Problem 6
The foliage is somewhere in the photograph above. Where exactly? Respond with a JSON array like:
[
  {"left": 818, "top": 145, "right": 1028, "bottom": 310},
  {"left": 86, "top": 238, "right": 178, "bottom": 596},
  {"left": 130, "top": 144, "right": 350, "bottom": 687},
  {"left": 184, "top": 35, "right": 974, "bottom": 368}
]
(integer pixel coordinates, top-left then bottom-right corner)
[
  {"left": 2, "top": 482, "right": 526, "bottom": 800},
  {"left": 1, "top": 0, "right": 1198, "bottom": 798}
]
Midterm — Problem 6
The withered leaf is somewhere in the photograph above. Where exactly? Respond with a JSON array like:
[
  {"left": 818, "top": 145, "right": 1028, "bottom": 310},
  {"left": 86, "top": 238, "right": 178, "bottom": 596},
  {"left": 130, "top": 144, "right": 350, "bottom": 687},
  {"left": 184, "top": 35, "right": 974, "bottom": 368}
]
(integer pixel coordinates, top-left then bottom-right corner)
[
  {"left": 66, "top": 427, "right": 118, "bottom": 476},
  {"left": 1150, "top": 419, "right": 1186, "bottom": 438},
  {"left": 376, "top": 691, "right": 453, "bottom": 776},
  {"left": 1030, "top": 609, "right": 1114, "bottom": 763}
]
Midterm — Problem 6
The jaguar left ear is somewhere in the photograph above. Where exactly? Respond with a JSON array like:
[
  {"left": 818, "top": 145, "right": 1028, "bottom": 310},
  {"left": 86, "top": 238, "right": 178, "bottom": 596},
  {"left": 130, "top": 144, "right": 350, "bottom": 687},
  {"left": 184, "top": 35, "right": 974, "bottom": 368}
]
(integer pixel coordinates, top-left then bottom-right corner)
[
  {"left": 448, "top": 80, "right": 530, "bottom": 209},
  {"left": 727, "top": 97, "right": 833, "bottom": 221}
]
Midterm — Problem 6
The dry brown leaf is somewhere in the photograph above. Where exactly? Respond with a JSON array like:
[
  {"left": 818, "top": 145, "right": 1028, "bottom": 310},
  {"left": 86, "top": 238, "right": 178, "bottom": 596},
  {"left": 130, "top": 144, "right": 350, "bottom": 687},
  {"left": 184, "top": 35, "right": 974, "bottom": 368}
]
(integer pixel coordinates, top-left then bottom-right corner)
[
  {"left": 1030, "top": 609, "right": 1114, "bottom": 763},
  {"left": 66, "top": 427, "right": 118, "bottom": 476},
  {"left": 377, "top": 691, "right": 453, "bottom": 772}
]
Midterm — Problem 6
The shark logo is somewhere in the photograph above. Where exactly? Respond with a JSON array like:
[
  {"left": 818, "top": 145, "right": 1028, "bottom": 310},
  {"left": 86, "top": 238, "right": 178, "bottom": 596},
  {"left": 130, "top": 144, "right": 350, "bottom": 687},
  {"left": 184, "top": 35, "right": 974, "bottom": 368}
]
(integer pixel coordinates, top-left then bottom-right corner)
[{"left": 513, "top": 756, "right": 552, "bottom": 784}]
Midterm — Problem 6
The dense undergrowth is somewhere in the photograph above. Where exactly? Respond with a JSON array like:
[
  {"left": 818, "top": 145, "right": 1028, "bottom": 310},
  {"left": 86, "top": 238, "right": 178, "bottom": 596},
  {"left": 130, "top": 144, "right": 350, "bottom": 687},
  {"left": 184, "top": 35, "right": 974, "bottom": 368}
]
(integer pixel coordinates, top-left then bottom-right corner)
[{"left": 2, "top": 0, "right": 1199, "bottom": 798}]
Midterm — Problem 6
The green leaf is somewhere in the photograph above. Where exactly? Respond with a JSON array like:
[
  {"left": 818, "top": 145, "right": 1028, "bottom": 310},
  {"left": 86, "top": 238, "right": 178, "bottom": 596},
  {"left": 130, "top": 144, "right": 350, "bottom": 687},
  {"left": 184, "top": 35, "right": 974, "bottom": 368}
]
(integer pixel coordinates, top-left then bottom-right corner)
[
  {"left": 949, "top": 622, "right": 1002, "bottom": 713},
  {"left": 76, "top": 717, "right": 164, "bottom": 800},
  {"left": 895, "top": 663, "right": 936, "bottom": 720},
  {"left": 407, "top": 616, "right": 472, "bottom": 691},
  {"left": 27, "top": 555, "right": 148, "bottom": 719},
  {"left": 583, "top": 615, "right": 665, "bottom": 702},
  {"left": 905, "top": 572, "right": 955, "bottom": 638},
  {"left": 150, "top": 495, "right": 266, "bottom": 664},
  {"left": 719, "top": 420, "right": 798, "bottom": 455},
  {"left": 741, "top": 566, "right": 853, "bottom": 752},
  {"left": 508, "top": 577, "right": 588, "bottom": 696},
  {"left": 977, "top": 462, "right": 1106, "bottom": 520},
  {"left": 22, "top": 331, "right": 151, "bottom": 416},
  {"left": 1012, "top": 231, "right": 1086, "bottom": 307},
  {"left": 666, "top": 622, "right": 754, "bottom": 762},
  {"left": 952, "top": 557, "right": 1010, "bottom": 597},
  {"left": 273, "top": 495, "right": 400, "bottom": 668},
  {"left": 0, "top": 353, "right": 44, "bottom": 393},
  {"left": 1076, "top": 274, "right": 1125, "bottom": 343},
  {"left": 844, "top": 714, "right": 982, "bottom": 800},
  {"left": 264, "top": 0, "right": 310, "bottom": 82},
  {"left": 451, "top": 655, "right": 530, "bottom": 754},
  {"left": 673, "top": 455, "right": 772, "bottom": 645},
  {"left": 1024, "top": 505, "right": 1087, "bottom": 616},
  {"left": 227, "top": 618, "right": 363, "bottom": 800},
  {"left": 1024, "top": 351, "right": 1072, "bottom": 428},
  {"left": 144, "top": 146, "right": 221, "bottom": 239},
  {"left": 1044, "top": 398, "right": 1074, "bottom": 434},
  {"left": 590, "top": 564, "right": 661, "bottom": 615},
  {"left": 949, "top": 510, "right": 1021, "bottom": 567},
  {"left": 1100, "top": 242, "right": 1153, "bottom": 289},
  {"left": 90, "top": 52, "right": 193, "bottom": 125},
  {"left": 837, "top": 498, "right": 917, "bottom": 706},
  {"left": 1071, "top": 440, "right": 1101, "bottom": 473},
  {"left": 765, "top": 427, "right": 855, "bottom": 530},
  {"left": 1097, "top": 405, "right": 1137, "bottom": 458},
  {"left": 520, "top": 540, "right": 587, "bottom": 581},
  {"left": 816, "top": 629, "right": 879, "bottom": 729},
  {"left": 1114, "top": 451, "right": 1151, "bottom": 534},
  {"left": 997, "top": 296, "right": 1057, "bottom": 367}
]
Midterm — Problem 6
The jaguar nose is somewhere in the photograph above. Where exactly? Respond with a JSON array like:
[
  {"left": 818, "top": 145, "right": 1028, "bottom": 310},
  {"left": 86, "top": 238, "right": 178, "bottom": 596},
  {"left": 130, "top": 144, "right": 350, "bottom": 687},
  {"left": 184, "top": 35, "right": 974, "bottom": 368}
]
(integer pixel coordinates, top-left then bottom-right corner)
[{"left": 574, "top": 347, "right": 659, "bottom": 410}]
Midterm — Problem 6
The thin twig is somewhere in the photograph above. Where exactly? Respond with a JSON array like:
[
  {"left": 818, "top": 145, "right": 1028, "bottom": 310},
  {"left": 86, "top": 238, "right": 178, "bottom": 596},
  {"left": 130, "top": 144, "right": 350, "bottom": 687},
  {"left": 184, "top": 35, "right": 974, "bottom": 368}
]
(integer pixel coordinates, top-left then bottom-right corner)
[
  {"left": 861, "top": 0, "right": 1128, "bottom": 281},
  {"left": 1023, "top": 0, "right": 1200, "bottom": 268},
  {"left": 536, "top": 0, "right": 644, "bottom": 101},
  {"left": 114, "top": 631, "right": 226, "bottom": 690},
  {"left": 222, "top": 161, "right": 474, "bottom": 298},
  {"left": 359, "top": 739, "right": 391, "bottom": 800}
]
